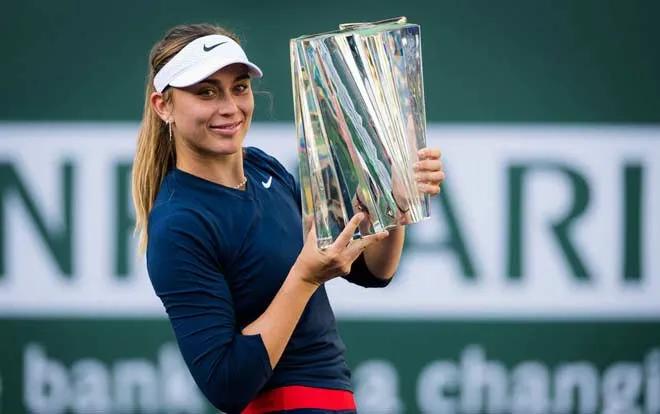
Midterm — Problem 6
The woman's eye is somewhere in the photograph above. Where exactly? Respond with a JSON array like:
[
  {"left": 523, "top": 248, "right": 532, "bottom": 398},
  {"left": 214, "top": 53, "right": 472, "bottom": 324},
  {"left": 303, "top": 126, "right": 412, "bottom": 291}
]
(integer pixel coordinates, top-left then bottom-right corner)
[
  {"left": 235, "top": 84, "right": 250, "bottom": 93},
  {"left": 198, "top": 88, "right": 215, "bottom": 97}
]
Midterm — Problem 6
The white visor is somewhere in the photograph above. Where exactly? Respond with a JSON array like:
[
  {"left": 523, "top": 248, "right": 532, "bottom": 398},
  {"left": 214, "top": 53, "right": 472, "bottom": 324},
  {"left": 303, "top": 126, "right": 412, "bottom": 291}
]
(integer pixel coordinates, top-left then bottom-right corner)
[{"left": 153, "top": 34, "right": 263, "bottom": 93}]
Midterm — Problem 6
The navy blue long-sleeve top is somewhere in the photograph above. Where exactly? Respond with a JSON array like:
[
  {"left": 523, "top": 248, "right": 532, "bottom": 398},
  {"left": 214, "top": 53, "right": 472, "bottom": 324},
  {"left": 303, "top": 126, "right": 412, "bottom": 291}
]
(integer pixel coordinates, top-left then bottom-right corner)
[{"left": 146, "top": 147, "right": 390, "bottom": 414}]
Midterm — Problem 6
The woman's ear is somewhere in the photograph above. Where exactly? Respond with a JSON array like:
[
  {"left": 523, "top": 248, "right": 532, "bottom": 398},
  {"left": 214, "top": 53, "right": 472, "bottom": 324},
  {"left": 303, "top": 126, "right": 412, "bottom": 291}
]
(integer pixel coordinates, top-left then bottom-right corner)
[{"left": 150, "top": 92, "right": 173, "bottom": 122}]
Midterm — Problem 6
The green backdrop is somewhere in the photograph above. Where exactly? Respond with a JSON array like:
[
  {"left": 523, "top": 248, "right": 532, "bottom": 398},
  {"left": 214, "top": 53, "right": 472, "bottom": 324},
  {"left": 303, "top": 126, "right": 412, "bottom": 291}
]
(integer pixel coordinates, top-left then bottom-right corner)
[{"left": 1, "top": 0, "right": 659, "bottom": 123}]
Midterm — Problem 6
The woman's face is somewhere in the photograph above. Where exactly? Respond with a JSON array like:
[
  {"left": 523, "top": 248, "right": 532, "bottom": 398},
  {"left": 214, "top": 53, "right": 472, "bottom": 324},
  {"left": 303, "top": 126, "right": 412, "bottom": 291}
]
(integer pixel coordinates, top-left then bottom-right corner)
[{"left": 169, "top": 63, "right": 255, "bottom": 157}]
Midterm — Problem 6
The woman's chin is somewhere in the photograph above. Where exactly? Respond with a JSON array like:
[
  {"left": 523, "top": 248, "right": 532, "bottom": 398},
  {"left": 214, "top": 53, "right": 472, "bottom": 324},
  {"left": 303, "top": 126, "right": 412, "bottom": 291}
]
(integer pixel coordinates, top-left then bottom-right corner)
[
  {"left": 209, "top": 142, "right": 244, "bottom": 157},
  {"left": 204, "top": 135, "right": 245, "bottom": 156}
]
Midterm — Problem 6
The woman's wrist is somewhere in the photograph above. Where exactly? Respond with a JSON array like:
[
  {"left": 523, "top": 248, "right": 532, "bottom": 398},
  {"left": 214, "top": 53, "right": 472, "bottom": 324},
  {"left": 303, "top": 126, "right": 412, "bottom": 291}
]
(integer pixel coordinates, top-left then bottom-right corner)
[{"left": 287, "top": 262, "right": 322, "bottom": 291}]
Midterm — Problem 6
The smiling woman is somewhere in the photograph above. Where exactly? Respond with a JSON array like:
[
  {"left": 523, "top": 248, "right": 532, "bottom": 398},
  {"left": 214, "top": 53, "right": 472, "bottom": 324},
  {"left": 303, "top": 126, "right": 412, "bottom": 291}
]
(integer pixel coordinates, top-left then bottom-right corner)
[
  {"left": 130, "top": 22, "right": 445, "bottom": 414},
  {"left": 156, "top": 65, "right": 255, "bottom": 164}
]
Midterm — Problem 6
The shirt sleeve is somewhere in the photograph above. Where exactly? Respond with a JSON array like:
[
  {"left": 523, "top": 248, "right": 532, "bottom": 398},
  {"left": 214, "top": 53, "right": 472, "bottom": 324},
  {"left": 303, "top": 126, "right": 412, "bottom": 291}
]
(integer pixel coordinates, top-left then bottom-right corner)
[
  {"left": 146, "top": 208, "right": 272, "bottom": 413},
  {"left": 343, "top": 253, "right": 393, "bottom": 288}
]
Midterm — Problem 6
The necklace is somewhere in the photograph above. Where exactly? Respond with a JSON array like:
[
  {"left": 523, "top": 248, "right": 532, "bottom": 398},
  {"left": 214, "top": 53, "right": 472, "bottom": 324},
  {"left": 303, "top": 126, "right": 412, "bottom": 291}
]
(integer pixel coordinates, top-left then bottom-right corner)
[{"left": 234, "top": 177, "right": 248, "bottom": 189}]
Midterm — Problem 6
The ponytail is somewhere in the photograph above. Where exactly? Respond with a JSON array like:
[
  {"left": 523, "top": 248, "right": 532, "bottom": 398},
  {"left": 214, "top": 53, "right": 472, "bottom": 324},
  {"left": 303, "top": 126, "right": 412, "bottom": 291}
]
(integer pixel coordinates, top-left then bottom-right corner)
[{"left": 131, "top": 89, "right": 174, "bottom": 253}]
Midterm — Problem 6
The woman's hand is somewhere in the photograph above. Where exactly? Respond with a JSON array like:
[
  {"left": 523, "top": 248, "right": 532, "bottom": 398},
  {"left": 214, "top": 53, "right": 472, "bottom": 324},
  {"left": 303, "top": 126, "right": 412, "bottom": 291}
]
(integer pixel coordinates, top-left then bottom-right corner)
[
  {"left": 292, "top": 213, "right": 389, "bottom": 286},
  {"left": 390, "top": 147, "right": 445, "bottom": 225},
  {"left": 414, "top": 147, "right": 445, "bottom": 196}
]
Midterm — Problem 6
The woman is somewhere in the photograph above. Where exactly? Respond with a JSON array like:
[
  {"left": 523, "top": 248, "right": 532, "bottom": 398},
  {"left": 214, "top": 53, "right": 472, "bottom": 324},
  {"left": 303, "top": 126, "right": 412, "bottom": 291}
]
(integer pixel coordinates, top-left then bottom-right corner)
[{"left": 132, "top": 23, "right": 445, "bottom": 414}]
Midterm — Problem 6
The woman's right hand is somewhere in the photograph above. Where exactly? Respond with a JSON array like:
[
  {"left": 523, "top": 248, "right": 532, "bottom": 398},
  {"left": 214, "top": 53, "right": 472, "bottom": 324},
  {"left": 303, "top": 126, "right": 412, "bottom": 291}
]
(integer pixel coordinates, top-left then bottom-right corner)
[{"left": 292, "top": 213, "right": 389, "bottom": 286}]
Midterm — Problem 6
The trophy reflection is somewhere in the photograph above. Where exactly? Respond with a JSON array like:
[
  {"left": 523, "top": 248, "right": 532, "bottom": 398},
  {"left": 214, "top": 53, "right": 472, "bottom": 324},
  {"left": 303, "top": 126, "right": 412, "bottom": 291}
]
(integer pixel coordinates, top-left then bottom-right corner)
[{"left": 291, "top": 17, "right": 430, "bottom": 248}]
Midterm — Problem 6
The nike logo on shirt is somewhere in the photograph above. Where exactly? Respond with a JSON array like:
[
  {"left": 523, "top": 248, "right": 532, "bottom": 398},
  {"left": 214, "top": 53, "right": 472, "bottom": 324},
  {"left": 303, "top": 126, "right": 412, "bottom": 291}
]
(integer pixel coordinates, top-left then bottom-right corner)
[{"left": 262, "top": 176, "right": 273, "bottom": 189}]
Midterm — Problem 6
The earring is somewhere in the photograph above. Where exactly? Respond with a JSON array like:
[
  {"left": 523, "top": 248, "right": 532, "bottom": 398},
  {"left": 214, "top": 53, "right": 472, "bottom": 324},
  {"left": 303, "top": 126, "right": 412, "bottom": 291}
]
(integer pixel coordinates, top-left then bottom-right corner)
[{"left": 167, "top": 119, "right": 173, "bottom": 142}]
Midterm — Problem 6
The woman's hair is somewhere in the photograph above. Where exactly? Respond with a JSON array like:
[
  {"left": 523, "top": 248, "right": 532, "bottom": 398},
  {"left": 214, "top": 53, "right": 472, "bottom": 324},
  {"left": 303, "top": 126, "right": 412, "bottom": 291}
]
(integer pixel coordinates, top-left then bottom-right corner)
[{"left": 132, "top": 23, "right": 240, "bottom": 253}]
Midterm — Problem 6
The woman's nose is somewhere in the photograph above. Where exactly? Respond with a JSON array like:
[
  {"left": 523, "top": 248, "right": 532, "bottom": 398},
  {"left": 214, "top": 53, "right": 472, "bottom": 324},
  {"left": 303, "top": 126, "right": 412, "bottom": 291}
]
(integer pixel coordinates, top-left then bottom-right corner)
[{"left": 216, "top": 94, "right": 239, "bottom": 115}]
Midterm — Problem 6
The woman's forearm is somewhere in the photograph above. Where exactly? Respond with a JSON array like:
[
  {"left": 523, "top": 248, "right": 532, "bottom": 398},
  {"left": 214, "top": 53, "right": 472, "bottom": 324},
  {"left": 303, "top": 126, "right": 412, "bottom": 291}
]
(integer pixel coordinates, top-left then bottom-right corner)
[
  {"left": 241, "top": 264, "right": 318, "bottom": 368},
  {"left": 363, "top": 226, "right": 405, "bottom": 279}
]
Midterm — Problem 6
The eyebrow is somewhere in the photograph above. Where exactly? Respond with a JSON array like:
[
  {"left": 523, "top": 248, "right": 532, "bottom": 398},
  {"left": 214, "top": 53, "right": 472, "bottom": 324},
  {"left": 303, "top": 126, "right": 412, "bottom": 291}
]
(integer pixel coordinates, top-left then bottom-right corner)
[{"left": 198, "top": 73, "right": 251, "bottom": 87}]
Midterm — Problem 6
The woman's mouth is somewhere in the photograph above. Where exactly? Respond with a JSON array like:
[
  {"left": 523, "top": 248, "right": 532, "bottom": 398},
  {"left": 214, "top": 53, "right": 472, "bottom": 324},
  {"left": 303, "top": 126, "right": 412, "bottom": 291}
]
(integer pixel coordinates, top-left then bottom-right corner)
[{"left": 209, "top": 121, "right": 243, "bottom": 136}]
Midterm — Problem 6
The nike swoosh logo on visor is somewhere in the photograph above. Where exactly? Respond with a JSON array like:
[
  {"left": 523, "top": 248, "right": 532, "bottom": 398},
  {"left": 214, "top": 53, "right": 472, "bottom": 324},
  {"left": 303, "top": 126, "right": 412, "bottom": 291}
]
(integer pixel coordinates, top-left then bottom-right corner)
[{"left": 203, "top": 41, "right": 227, "bottom": 52}]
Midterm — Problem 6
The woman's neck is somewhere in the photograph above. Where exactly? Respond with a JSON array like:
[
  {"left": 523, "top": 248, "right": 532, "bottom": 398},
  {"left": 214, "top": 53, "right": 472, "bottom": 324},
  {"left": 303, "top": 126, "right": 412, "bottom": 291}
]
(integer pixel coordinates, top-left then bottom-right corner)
[{"left": 176, "top": 148, "right": 246, "bottom": 189}]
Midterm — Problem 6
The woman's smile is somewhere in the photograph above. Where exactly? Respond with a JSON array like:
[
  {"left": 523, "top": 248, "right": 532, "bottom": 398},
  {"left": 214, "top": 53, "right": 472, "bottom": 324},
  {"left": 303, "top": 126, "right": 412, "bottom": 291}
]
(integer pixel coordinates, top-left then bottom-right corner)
[{"left": 209, "top": 120, "right": 243, "bottom": 137}]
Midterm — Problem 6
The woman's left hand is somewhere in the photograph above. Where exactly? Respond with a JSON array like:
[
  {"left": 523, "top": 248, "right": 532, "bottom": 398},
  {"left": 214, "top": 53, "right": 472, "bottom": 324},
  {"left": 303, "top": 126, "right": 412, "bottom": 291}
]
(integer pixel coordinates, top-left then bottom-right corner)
[{"left": 415, "top": 147, "right": 445, "bottom": 196}]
